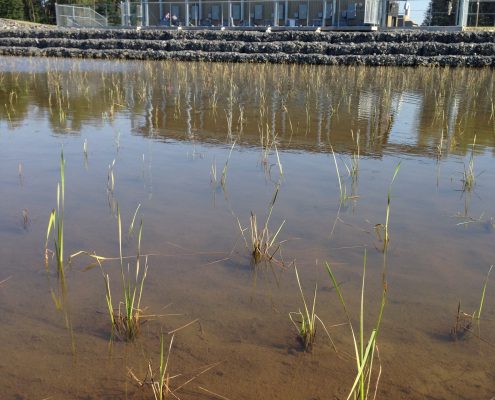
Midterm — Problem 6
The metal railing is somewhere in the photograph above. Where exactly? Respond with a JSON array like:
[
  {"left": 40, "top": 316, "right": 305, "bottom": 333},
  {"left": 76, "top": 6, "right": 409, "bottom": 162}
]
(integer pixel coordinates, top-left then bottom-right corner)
[{"left": 55, "top": 4, "right": 108, "bottom": 28}]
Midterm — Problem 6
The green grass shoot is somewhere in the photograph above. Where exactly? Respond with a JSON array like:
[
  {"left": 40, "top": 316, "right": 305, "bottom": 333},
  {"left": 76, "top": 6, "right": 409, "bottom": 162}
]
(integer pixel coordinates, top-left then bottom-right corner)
[
  {"left": 330, "top": 143, "right": 348, "bottom": 204},
  {"left": 45, "top": 150, "right": 65, "bottom": 278},
  {"left": 325, "top": 250, "right": 386, "bottom": 400},
  {"left": 474, "top": 264, "right": 493, "bottom": 320},
  {"left": 384, "top": 162, "right": 401, "bottom": 246},
  {"left": 153, "top": 333, "right": 174, "bottom": 400},
  {"left": 462, "top": 135, "right": 477, "bottom": 192},
  {"left": 221, "top": 141, "right": 236, "bottom": 190}
]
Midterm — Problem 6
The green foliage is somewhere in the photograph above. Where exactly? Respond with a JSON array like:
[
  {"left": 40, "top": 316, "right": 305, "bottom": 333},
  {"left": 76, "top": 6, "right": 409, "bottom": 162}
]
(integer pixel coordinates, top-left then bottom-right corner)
[
  {"left": 0, "top": 0, "right": 25, "bottom": 20},
  {"left": 0, "top": 0, "right": 120, "bottom": 25},
  {"left": 423, "top": 0, "right": 457, "bottom": 25}
]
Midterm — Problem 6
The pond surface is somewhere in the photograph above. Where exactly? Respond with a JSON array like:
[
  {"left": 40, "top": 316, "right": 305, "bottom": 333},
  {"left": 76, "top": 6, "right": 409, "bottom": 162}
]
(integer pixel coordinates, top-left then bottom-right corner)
[{"left": 0, "top": 57, "right": 494, "bottom": 400}]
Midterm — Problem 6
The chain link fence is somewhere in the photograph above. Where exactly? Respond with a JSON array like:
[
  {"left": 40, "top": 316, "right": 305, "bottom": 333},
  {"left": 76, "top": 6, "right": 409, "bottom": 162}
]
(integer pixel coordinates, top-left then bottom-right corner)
[{"left": 55, "top": 4, "right": 108, "bottom": 28}]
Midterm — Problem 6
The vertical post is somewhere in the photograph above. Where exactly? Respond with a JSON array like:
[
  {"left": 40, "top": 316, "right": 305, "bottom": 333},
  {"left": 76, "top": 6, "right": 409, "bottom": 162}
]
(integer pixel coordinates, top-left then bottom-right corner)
[
  {"left": 121, "top": 1, "right": 125, "bottom": 25},
  {"left": 248, "top": 1, "right": 251, "bottom": 25},
  {"left": 55, "top": 3, "right": 60, "bottom": 26},
  {"left": 159, "top": 0, "right": 163, "bottom": 21},
  {"left": 228, "top": 0, "right": 232, "bottom": 26},
  {"left": 332, "top": 0, "right": 336, "bottom": 25},
  {"left": 274, "top": 1, "right": 279, "bottom": 25},
  {"left": 144, "top": 0, "right": 149, "bottom": 26},
  {"left": 137, "top": 4, "right": 143, "bottom": 26},
  {"left": 381, "top": 0, "right": 388, "bottom": 27},
  {"left": 185, "top": 0, "right": 189, "bottom": 26},
  {"left": 306, "top": 0, "right": 309, "bottom": 25},
  {"left": 457, "top": 0, "right": 468, "bottom": 26},
  {"left": 455, "top": 0, "right": 460, "bottom": 25},
  {"left": 241, "top": 0, "right": 244, "bottom": 23},
  {"left": 475, "top": 0, "right": 480, "bottom": 26},
  {"left": 322, "top": 0, "right": 327, "bottom": 26},
  {"left": 285, "top": 0, "right": 289, "bottom": 25},
  {"left": 199, "top": 0, "right": 203, "bottom": 24},
  {"left": 126, "top": 0, "right": 131, "bottom": 25}
]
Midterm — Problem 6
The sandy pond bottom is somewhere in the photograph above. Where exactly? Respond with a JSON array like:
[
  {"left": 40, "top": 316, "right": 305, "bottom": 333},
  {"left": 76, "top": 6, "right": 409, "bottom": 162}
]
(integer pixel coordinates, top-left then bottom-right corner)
[{"left": 0, "top": 57, "right": 494, "bottom": 399}]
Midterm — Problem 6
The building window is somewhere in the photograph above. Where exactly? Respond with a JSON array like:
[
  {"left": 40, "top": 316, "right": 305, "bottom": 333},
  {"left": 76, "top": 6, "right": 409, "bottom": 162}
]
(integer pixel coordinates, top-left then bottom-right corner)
[
  {"left": 232, "top": 4, "right": 241, "bottom": 19},
  {"left": 211, "top": 4, "right": 221, "bottom": 20},
  {"left": 298, "top": 4, "right": 308, "bottom": 19},
  {"left": 254, "top": 4, "right": 263, "bottom": 19}
]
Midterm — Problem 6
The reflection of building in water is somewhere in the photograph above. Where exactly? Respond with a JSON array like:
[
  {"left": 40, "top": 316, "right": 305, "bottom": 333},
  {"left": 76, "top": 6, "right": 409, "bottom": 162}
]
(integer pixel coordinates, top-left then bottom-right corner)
[{"left": 1, "top": 61, "right": 494, "bottom": 157}]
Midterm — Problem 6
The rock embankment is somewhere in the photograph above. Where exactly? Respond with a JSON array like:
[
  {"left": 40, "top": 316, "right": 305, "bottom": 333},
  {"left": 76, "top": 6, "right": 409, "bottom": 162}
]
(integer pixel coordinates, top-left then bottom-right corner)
[
  {"left": 0, "top": 18, "right": 51, "bottom": 30},
  {"left": 0, "top": 28, "right": 494, "bottom": 66}
]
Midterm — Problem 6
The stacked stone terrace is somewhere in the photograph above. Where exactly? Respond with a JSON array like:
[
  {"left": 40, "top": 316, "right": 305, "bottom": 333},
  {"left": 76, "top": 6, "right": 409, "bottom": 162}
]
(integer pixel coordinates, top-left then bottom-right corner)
[{"left": 0, "top": 28, "right": 494, "bottom": 66}]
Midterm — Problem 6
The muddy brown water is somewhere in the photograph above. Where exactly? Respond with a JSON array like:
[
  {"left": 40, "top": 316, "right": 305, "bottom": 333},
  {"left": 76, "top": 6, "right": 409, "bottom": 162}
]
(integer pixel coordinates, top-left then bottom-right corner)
[{"left": 0, "top": 57, "right": 494, "bottom": 400}]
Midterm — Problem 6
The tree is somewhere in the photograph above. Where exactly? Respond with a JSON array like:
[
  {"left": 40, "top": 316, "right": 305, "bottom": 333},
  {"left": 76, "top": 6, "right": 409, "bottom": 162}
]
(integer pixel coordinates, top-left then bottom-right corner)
[
  {"left": 423, "top": 0, "right": 458, "bottom": 25},
  {"left": 0, "top": 0, "right": 25, "bottom": 19}
]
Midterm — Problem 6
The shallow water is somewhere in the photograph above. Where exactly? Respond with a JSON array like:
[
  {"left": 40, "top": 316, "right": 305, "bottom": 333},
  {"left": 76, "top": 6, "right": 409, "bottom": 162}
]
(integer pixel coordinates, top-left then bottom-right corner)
[{"left": 0, "top": 57, "right": 494, "bottom": 400}]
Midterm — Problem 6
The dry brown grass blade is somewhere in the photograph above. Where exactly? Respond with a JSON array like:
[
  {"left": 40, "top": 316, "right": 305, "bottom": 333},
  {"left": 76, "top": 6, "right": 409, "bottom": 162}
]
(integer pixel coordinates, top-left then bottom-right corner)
[
  {"left": 198, "top": 386, "right": 233, "bottom": 400},
  {"left": 172, "top": 361, "right": 223, "bottom": 393},
  {"left": 167, "top": 319, "right": 200, "bottom": 335},
  {"left": 0, "top": 276, "right": 12, "bottom": 286}
]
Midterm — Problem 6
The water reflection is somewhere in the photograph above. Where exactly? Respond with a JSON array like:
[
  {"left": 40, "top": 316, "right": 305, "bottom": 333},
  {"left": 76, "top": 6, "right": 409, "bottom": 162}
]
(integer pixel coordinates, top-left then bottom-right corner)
[{"left": 1, "top": 57, "right": 494, "bottom": 157}]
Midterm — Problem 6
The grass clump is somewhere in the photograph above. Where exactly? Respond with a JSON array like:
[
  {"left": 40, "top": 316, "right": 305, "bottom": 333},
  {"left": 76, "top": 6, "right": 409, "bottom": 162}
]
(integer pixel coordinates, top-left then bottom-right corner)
[
  {"left": 129, "top": 333, "right": 221, "bottom": 400},
  {"left": 151, "top": 334, "right": 174, "bottom": 400},
  {"left": 239, "top": 185, "right": 285, "bottom": 265},
  {"left": 326, "top": 250, "right": 386, "bottom": 400},
  {"left": 289, "top": 264, "right": 337, "bottom": 352},
  {"left": 101, "top": 206, "right": 149, "bottom": 341},
  {"left": 289, "top": 265, "right": 318, "bottom": 351},
  {"left": 329, "top": 142, "right": 359, "bottom": 206},
  {"left": 129, "top": 334, "right": 175, "bottom": 399},
  {"left": 451, "top": 264, "right": 493, "bottom": 340}
]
